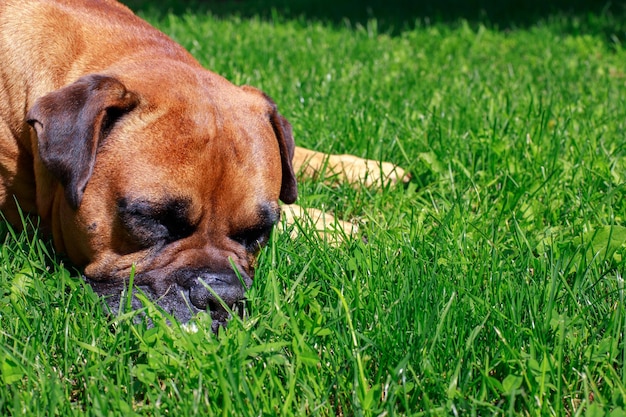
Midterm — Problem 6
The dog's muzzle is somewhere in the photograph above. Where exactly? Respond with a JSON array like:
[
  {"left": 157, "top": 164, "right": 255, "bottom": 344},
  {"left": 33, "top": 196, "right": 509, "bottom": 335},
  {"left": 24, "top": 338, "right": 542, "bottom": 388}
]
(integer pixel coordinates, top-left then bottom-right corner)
[{"left": 86, "top": 267, "right": 253, "bottom": 332}]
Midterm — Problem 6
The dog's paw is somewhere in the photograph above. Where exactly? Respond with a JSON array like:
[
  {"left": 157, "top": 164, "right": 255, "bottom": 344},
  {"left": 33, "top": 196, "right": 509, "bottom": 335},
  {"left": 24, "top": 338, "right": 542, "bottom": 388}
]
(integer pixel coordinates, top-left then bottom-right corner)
[
  {"left": 327, "top": 154, "right": 410, "bottom": 187},
  {"left": 280, "top": 204, "right": 357, "bottom": 244},
  {"left": 293, "top": 147, "right": 410, "bottom": 188}
]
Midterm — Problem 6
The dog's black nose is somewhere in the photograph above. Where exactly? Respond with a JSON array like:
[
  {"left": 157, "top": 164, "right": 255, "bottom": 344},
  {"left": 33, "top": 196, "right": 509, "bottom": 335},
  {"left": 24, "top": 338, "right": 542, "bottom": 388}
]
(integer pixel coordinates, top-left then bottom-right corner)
[{"left": 186, "top": 272, "right": 252, "bottom": 330}]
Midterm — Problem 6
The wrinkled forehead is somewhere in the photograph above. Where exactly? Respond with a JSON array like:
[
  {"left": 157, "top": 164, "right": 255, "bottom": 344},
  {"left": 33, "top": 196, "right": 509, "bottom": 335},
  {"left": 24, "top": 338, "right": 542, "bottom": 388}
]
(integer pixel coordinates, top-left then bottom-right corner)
[
  {"left": 128, "top": 67, "right": 274, "bottom": 137},
  {"left": 98, "top": 90, "right": 283, "bottom": 207},
  {"left": 141, "top": 78, "right": 276, "bottom": 149}
]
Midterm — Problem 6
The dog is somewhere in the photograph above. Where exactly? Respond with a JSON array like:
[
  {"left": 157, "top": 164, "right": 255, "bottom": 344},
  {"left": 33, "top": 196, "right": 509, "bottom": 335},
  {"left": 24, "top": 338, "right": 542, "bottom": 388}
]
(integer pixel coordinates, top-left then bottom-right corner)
[{"left": 0, "top": 0, "right": 407, "bottom": 330}]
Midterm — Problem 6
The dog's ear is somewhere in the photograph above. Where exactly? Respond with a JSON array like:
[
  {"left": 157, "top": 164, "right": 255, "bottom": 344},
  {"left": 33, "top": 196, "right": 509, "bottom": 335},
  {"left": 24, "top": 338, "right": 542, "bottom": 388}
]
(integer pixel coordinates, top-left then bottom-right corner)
[
  {"left": 27, "top": 75, "right": 139, "bottom": 209},
  {"left": 242, "top": 86, "right": 298, "bottom": 204},
  {"left": 269, "top": 110, "right": 298, "bottom": 204}
]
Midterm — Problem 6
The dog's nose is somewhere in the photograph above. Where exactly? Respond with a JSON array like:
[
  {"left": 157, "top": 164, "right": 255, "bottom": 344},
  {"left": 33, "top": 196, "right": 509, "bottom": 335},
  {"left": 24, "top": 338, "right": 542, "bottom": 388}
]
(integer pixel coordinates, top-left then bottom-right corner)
[{"left": 187, "top": 272, "right": 252, "bottom": 328}]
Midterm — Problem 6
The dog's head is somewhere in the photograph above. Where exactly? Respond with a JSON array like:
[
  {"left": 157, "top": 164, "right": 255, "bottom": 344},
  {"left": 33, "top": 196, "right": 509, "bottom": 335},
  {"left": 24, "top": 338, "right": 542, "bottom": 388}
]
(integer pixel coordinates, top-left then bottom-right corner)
[{"left": 27, "top": 72, "right": 297, "bottom": 330}]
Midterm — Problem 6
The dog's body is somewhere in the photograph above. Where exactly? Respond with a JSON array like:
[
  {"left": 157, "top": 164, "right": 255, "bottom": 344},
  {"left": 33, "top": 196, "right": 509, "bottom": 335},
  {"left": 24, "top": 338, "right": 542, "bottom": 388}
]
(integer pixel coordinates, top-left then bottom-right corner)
[{"left": 0, "top": 0, "right": 405, "bottom": 328}]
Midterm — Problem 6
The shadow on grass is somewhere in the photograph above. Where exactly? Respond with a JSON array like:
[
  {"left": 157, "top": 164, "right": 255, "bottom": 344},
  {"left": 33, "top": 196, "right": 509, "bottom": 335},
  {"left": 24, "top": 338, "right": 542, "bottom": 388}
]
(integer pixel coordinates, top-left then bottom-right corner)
[{"left": 122, "top": 0, "right": 625, "bottom": 40}]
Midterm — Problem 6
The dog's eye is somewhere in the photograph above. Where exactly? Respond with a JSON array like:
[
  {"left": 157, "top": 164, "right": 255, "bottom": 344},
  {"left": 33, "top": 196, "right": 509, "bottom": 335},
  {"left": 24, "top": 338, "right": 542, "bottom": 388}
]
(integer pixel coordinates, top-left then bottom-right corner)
[
  {"left": 231, "top": 224, "right": 274, "bottom": 252},
  {"left": 118, "top": 197, "right": 195, "bottom": 247},
  {"left": 231, "top": 204, "right": 280, "bottom": 251}
]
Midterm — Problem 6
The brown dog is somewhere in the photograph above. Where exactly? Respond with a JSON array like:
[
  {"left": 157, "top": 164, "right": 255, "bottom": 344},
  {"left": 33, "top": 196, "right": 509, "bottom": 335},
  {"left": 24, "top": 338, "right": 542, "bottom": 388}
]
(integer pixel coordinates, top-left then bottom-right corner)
[{"left": 0, "top": 0, "right": 406, "bottom": 329}]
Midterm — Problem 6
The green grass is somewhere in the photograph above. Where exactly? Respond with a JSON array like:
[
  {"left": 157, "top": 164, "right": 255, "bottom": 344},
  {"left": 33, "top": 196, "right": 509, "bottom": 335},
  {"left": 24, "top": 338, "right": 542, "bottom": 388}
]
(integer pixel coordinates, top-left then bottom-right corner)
[{"left": 2, "top": 2, "right": 626, "bottom": 415}]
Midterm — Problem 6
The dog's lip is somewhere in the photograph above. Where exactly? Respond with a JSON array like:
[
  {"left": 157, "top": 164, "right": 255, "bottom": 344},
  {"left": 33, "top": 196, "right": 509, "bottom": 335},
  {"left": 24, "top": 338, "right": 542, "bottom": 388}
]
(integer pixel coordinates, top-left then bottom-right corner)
[{"left": 83, "top": 269, "right": 251, "bottom": 331}]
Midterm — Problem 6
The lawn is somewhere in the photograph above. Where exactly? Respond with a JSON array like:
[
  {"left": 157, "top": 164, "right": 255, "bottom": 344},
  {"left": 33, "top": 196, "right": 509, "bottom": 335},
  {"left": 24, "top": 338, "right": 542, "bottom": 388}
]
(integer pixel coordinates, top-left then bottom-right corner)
[{"left": 1, "top": 1, "right": 626, "bottom": 415}]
